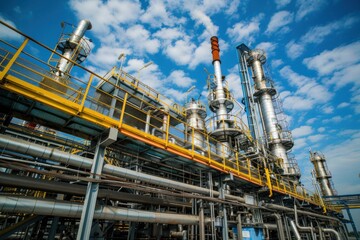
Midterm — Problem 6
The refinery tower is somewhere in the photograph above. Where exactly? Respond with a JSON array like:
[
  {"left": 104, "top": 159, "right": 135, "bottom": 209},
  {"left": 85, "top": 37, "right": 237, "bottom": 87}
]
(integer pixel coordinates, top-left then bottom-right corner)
[{"left": 0, "top": 19, "right": 358, "bottom": 240}]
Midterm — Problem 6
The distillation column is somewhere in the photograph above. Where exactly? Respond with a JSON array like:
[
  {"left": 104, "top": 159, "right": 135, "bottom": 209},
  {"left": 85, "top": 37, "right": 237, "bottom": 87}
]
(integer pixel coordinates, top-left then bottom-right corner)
[
  {"left": 208, "top": 36, "right": 243, "bottom": 158},
  {"left": 310, "top": 151, "right": 336, "bottom": 197},
  {"left": 245, "top": 49, "right": 299, "bottom": 178}
]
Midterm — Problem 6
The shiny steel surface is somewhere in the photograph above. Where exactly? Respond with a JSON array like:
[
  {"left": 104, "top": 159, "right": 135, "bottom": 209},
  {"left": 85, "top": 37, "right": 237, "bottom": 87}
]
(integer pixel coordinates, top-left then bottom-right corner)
[
  {"left": 0, "top": 134, "right": 245, "bottom": 203},
  {"left": 310, "top": 152, "right": 335, "bottom": 196},
  {"left": 0, "top": 195, "right": 202, "bottom": 225}
]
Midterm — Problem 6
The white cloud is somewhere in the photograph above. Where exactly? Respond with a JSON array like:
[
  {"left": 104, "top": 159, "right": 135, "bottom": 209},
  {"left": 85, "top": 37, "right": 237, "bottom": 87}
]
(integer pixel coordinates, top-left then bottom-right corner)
[
  {"left": 87, "top": 45, "right": 132, "bottom": 68},
  {"left": 292, "top": 125, "right": 313, "bottom": 138},
  {"left": 255, "top": 42, "right": 276, "bottom": 55},
  {"left": 190, "top": 9, "right": 218, "bottom": 37},
  {"left": 306, "top": 118, "right": 317, "bottom": 124},
  {"left": 0, "top": 15, "right": 23, "bottom": 41},
  {"left": 318, "top": 127, "right": 325, "bottom": 133},
  {"left": 337, "top": 102, "right": 350, "bottom": 108},
  {"left": 226, "top": 14, "right": 263, "bottom": 44},
  {"left": 153, "top": 27, "right": 184, "bottom": 42},
  {"left": 271, "top": 59, "right": 283, "bottom": 68},
  {"left": 189, "top": 40, "right": 212, "bottom": 69},
  {"left": 308, "top": 134, "right": 326, "bottom": 142},
  {"left": 304, "top": 41, "right": 360, "bottom": 75},
  {"left": 275, "top": 0, "right": 291, "bottom": 8},
  {"left": 69, "top": 0, "right": 142, "bottom": 34},
  {"left": 283, "top": 96, "right": 314, "bottom": 110},
  {"left": 140, "top": 0, "right": 184, "bottom": 28},
  {"left": 285, "top": 40, "right": 304, "bottom": 60},
  {"left": 322, "top": 115, "right": 350, "bottom": 124},
  {"left": 165, "top": 39, "right": 196, "bottom": 66},
  {"left": 125, "top": 25, "right": 160, "bottom": 54},
  {"left": 286, "top": 15, "right": 359, "bottom": 59},
  {"left": 321, "top": 105, "right": 334, "bottom": 114},
  {"left": 167, "top": 70, "right": 195, "bottom": 88},
  {"left": 225, "top": 0, "right": 241, "bottom": 15},
  {"left": 295, "top": 0, "right": 326, "bottom": 21},
  {"left": 279, "top": 66, "right": 333, "bottom": 111},
  {"left": 265, "top": 11, "right": 293, "bottom": 34},
  {"left": 321, "top": 131, "right": 360, "bottom": 195}
]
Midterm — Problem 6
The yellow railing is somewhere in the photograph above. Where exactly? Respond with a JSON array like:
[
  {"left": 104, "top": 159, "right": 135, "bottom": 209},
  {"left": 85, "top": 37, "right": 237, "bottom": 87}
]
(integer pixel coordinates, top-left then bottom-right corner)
[{"left": 0, "top": 21, "right": 338, "bottom": 212}]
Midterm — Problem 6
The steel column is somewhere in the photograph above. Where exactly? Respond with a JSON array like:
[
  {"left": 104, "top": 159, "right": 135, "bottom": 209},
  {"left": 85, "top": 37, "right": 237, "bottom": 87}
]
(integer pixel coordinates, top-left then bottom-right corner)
[{"left": 76, "top": 127, "right": 117, "bottom": 240}]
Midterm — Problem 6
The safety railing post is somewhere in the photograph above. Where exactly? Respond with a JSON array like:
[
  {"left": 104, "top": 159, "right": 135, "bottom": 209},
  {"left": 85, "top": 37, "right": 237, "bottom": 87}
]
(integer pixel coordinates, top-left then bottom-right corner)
[
  {"left": 0, "top": 38, "right": 29, "bottom": 81},
  {"left": 165, "top": 113, "right": 170, "bottom": 147},
  {"left": 118, "top": 92, "right": 128, "bottom": 129},
  {"left": 78, "top": 74, "right": 94, "bottom": 114}
]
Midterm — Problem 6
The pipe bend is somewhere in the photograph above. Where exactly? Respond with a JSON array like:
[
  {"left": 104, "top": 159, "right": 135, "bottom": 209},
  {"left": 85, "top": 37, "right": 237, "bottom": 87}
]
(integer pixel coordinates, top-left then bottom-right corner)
[{"left": 322, "top": 228, "right": 341, "bottom": 240}]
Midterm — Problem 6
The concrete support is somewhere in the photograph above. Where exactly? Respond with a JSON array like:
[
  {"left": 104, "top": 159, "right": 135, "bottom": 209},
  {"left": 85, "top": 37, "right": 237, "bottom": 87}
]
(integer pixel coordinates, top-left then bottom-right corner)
[{"left": 77, "top": 128, "right": 117, "bottom": 240}]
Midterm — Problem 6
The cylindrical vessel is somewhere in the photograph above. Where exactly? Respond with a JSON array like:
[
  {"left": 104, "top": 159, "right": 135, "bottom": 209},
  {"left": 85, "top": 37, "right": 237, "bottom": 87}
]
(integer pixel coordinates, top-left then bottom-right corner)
[{"left": 185, "top": 100, "right": 207, "bottom": 150}]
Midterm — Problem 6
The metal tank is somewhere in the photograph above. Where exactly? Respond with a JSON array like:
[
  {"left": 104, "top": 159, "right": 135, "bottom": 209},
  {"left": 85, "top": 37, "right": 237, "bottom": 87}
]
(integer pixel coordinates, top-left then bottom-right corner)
[
  {"left": 310, "top": 151, "right": 337, "bottom": 197},
  {"left": 41, "top": 19, "right": 92, "bottom": 94},
  {"left": 185, "top": 99, "right": 207, "bottom": 151}
]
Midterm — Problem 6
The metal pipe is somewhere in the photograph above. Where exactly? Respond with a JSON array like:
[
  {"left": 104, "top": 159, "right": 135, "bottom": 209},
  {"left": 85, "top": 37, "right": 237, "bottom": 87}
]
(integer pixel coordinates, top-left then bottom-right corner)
[
  {"left": 294, "top": 204, "right": 314, "bottom": 232},
  {"left": 0, "top": 134, "right": 245, "bottom": 203},
  {"left": 289, "top": 219, "right": 301, "bottom": 240},
  {"left": 0, "top": 195, "right": 204, "bottom": 225},
  {"left": 57, "top": 19, "right": 92, "bottom": 76},
  {"left": 322, "top": 228, "right": 341, "bottom": 240},
  {"left": 145, "top": 109, "right": 153, "bottom": 133},
  {"left": 0, "top": 172, "right": 190, "bottom": 208},
  {"left": 264, "top": 203, "right": 339, "bottom": 222},
  {"left": 273, "top": 213, "right": 286, "bottom": 240},
  {"left": 237, "top": 213, "right": 243, "bottom": 240}
]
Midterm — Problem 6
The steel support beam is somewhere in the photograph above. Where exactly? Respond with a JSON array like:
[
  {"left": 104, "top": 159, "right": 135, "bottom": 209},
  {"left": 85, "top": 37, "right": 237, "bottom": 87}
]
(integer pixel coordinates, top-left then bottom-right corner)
[{"left": 77, "top": 127, "right": 117, "bottom": 240}]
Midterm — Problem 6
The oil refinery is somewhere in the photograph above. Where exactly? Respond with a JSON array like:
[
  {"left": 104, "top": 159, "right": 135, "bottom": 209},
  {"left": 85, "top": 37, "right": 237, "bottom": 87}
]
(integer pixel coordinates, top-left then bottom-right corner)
[{"left": 0, "top": 19, "right": 359, "bottom": 240}]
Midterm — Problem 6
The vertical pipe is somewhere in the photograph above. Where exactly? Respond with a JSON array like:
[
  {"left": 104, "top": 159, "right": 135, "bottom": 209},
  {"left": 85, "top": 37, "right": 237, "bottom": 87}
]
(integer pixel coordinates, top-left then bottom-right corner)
[
  {"left": 199, "top": 201, "right": 205, "bottom": 240},
  {"left": 56, "top": 20, "right": 92, "bottom": 76},
  {"left": 289, "top": 219, "right": 301, "bottom": 240},
  {"left": 273, "top": 214, "right": 285, "bottom": 240},
  {"left": 237, "top": 213, "right": 243, "bottom": 240}
]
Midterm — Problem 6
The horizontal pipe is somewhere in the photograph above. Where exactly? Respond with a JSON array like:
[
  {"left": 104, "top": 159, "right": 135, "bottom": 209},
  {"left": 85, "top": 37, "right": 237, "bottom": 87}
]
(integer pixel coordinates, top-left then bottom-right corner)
[
  {"left": 0, "top": 195, "right": 203, "bottom": 225},
  {"left": 0, "top": 172, "right": 190, "bottom": 208},
  {"left": 264, "top": 203, "right": 339, "bottom": 222},
  {"left": 0, "top": 134, "right": 244, "bottom": 203}
]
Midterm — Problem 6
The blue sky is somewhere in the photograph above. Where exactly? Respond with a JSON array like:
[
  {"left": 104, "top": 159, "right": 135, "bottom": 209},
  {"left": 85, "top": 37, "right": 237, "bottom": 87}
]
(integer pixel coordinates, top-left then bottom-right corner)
[{"left": 1, "top": 0, "right": 360, "bottom": 228}]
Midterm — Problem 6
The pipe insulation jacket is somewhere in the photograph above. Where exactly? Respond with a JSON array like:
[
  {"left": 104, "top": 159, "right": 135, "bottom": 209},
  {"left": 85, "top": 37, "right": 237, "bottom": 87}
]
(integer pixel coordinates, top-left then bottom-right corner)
[
  {"left": 0, "top": 134, "right": 244, "bottom": 203},
  {"left": 0, "top": 195, "right": 203, "bottom": 225}
]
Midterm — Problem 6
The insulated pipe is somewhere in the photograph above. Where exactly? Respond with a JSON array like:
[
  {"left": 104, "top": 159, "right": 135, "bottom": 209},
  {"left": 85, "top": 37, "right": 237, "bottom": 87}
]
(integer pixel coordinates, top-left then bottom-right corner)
[
  {"left": 145, "top": 109, "right": 153, "bottom": 134},
  {"left": 0, "top": 134, "right": 245, "bottom": 203},
  {"left": 273, "top": 213, "right": 286, "bottom": 240},
  {"left": 289, "top": 219, "right": 302, "bottom": 240},
  {"left": 0, "top": 172, "right": 190, "bottom": 208},
  {"left": 57, "top": 20, "right": 92, "bottom": 76},
  {"left": 294, "top": 204, "right": 315, "bottom": 233},
  {"left": 0, "top": 195, "right": 203, "bottom": 225},
  {"left": 322, "top": 228, "right": 341, "bottom": 240}
]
